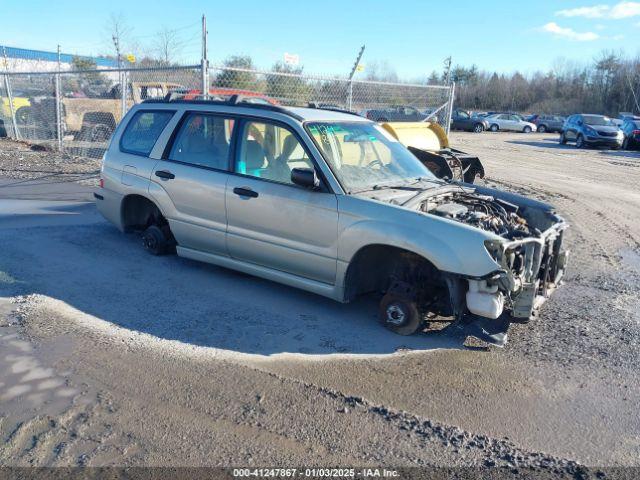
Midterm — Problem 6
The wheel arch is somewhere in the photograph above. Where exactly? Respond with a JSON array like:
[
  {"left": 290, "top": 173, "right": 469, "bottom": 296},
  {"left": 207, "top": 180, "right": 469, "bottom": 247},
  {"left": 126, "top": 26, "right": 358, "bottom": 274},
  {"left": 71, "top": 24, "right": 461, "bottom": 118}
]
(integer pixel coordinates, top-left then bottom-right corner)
[
  {"left": 342, "top": 243, "right": 444, "bottom": 302},
  {"left": 120, "top": 193, "right": 168, "bottom": 233}
]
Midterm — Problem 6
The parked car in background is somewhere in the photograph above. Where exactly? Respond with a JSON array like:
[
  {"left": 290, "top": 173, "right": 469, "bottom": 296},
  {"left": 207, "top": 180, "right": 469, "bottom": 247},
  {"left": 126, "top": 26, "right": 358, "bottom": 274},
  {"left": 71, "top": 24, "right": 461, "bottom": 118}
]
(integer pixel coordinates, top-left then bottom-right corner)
[
  {"left": 450, "top": 109, "right": 489, "bottom": 133},
  {"left": 23, "top": 81, "right": 183, "bottom": 143},
  {"left": 0, "top": 93, "right": 31, "bottom": 137},
  {"left": 621, "top": 118, "right": 640, "bottom": 150},
  {"left": 527, "top": 114, "right": 565, "bottom": 133},
  {"left": 485, "top": 113, "right": 537, "bottom": 133},
  {"left": 364, "top": 105, "right": 427, "bottom": 122},
  {"left": 560, "top": 114, "right": 623, "bottom": 149}
]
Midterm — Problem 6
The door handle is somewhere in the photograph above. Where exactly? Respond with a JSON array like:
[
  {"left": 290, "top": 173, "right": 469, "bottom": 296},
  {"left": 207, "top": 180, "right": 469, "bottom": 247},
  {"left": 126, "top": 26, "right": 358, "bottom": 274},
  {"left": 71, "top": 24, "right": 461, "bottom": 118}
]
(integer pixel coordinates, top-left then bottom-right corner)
[
  {"left": 233, "top": 187, "right": 258, "bottom": 198},
  {"left": 155, "top": 170, "right": 175, "bottom": 180}
]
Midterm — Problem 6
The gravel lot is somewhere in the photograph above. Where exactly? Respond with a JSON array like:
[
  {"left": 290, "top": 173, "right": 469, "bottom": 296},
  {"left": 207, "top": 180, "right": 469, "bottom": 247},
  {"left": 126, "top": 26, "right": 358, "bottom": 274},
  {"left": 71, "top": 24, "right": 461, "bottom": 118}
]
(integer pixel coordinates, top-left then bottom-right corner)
[{"left": 0, "top": 133, "right": 639, "bottom": 476}]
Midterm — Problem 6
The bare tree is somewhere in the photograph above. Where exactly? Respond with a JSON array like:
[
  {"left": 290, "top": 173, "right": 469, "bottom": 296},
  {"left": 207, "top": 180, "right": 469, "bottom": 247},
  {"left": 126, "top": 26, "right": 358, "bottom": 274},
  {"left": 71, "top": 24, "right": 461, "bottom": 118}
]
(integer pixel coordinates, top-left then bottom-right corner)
[
  {"left": 103, "top": 13, "right": 137, "bottom": 61},
  {"left": 153, "top": 27, "right": 184, "bottom": 66}
]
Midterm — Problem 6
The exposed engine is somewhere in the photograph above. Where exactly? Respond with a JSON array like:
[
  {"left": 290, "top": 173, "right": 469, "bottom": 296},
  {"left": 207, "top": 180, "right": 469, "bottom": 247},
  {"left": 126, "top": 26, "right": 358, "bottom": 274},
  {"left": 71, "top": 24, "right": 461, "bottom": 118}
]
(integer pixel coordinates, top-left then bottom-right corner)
[{"left": 420, "top": 192, "right": 535, "bottom": 240}]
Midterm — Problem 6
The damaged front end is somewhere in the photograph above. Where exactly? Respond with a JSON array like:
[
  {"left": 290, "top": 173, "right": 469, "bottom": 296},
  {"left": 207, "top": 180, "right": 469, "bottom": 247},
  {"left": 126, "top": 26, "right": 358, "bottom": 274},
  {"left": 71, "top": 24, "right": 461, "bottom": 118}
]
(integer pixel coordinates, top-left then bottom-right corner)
[{"left": 408, "top": 184, "right": 569, "bottom": 345}]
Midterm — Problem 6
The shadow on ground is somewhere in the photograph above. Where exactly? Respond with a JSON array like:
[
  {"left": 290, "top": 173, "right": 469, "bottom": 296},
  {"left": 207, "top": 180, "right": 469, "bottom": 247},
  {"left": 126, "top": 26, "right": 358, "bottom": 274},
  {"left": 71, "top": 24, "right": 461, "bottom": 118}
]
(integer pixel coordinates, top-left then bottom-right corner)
[{"left": 0, "top": 202, "right": 463, "bottom": 357}]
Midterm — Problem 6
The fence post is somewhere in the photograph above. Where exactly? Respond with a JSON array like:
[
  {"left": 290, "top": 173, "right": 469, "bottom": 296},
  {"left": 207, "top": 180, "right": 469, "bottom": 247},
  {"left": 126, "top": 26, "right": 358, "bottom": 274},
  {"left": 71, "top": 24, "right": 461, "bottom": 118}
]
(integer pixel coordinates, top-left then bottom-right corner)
[
  {"left": 347, "top": 81, "right": 353, "bottom": 111},
  {"left": 2, "top": 74, "right": 19, "bottom": 140},
  {"left": 55, "top": 46, "right": 62, "bottom": 152},
  {"left": 2, "top": 47, "right": 20, "bottom": 140},
  {"left": 120, "top": 70, "right": 127, "bottom": 118},
  {"left": 445, "top": 82, "right": 455, "bottom": 135},
  {"left": 201, "top": 14, "right": 209, "bottom": 99},
  {"left": 54, "top": 73, "right": 62, "bottom": 151}
]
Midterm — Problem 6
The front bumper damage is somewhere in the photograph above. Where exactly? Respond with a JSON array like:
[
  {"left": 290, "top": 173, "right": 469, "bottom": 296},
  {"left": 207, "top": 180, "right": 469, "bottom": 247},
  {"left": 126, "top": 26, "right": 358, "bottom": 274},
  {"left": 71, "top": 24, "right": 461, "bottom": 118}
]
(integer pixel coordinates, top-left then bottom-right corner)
[{"left": 448, "top": 219, "right": 569, "bottom": 347}]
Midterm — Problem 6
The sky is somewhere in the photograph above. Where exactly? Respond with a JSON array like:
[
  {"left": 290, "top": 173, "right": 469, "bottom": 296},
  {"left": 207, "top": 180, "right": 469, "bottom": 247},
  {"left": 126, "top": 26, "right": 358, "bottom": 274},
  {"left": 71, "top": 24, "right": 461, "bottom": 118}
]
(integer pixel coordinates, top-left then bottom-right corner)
[{"left": 1, "top": 0, "right": 640, "bottom": 79}]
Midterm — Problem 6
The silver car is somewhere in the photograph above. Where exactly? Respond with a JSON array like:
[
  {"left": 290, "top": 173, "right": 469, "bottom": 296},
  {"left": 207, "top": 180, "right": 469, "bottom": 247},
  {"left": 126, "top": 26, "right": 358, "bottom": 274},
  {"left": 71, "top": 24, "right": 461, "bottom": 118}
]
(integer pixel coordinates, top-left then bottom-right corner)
[
  {"left": 486, "top": 113, "right": 537, "bottom": 133},
  {"left": 95, "top": 98, "right": 568, "bottom": 345}
]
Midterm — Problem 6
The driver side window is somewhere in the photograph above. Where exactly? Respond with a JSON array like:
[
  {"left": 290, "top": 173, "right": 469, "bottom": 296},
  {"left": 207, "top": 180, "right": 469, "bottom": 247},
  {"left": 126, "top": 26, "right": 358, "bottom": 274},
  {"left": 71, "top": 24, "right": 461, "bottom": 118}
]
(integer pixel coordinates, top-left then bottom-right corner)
[{"left": 235, "top": 121, "right": 313, "bottom": 185}]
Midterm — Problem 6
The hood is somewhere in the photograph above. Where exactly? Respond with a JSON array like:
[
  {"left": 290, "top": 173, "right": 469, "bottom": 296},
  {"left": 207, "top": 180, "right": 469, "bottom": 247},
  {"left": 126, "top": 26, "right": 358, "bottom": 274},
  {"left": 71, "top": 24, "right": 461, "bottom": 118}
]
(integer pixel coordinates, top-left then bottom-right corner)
[
  {"left": 356, "top": 182, "right": 559, "bottom": 241},
  {"left": 586, "top": 124, "right": 619, "bottom": 133}
]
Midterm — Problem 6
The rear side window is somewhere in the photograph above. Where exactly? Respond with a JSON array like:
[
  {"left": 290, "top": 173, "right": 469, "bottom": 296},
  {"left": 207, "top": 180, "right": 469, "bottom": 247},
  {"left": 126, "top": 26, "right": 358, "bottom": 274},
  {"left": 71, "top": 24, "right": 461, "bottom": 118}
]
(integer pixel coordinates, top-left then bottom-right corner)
[
  {"left": 168, "top": 113, "right": 235, "bottom": 170},
  {"left": 120, "top": 110, "right": 174, "bottom": 156}
]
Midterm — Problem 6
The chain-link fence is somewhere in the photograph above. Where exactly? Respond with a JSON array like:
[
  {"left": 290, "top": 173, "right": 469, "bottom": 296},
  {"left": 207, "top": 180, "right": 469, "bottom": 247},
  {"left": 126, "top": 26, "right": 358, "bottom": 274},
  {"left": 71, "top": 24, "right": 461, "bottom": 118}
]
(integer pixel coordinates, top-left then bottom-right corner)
[{"left": 1, "top": 64, "right": 453, "bottom": 159}]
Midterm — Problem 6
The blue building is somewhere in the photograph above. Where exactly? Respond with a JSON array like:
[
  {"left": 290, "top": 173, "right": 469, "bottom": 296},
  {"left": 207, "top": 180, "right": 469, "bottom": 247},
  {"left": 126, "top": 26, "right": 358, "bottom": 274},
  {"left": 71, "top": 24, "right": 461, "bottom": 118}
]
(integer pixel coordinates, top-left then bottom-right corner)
[{"left": 1, "top": 44, "right": 118, "bottom": 71}]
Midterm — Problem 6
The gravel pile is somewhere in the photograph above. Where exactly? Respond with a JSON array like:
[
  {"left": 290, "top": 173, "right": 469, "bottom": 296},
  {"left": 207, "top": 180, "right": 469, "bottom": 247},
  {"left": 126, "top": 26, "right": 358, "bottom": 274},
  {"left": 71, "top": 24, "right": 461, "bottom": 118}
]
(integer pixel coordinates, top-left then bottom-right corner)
[{"left": 0, "top": 138, "right": 100, "bottom": 186}]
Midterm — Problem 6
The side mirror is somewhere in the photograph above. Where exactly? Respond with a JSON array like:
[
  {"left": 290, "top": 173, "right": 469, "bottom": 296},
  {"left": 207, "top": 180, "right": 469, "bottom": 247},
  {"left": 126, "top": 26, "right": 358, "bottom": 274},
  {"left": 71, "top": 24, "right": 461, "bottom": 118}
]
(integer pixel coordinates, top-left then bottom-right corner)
[{"left": 291, "top": 167, "right": 320, "bottom": 189}]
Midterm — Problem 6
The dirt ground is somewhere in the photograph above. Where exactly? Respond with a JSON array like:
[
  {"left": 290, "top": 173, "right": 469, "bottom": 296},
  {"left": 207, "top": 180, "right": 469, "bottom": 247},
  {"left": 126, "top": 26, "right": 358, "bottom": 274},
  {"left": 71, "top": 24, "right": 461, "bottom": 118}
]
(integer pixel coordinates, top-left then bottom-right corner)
[{"left": 0, "top": 133, "right": 639, "bottom": 476}]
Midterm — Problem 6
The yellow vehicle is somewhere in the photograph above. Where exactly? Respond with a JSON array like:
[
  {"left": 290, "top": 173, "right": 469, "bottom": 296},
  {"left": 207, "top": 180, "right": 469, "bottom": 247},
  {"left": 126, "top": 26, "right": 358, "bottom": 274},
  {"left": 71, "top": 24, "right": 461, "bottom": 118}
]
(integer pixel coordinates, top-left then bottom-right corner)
[
  {"left": 0, "top": 95, "right": 31, "bottom": 135},
  {"left": 380, "top": 121, "right": 485, "bottom": 183}
]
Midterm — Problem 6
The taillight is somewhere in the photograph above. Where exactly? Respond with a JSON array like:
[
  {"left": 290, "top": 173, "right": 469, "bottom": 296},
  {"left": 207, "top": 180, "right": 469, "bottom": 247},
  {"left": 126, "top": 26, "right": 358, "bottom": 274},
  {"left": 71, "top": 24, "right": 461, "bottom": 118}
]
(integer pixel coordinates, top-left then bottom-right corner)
[
  {"left": 99, "top": 178, "right": 104, "bottom": 188},
  {"left": 633, "top": 130, "right": 640, "bottom": 136}
]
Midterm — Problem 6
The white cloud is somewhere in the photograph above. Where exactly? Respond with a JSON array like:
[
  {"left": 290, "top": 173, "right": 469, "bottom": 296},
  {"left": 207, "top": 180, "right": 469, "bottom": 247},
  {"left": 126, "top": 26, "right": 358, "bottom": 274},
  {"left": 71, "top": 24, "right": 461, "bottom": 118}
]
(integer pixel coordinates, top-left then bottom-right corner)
[
  {"left": 556, "top": 2, "right": 640, "bottom": 19},
  {"left": 556, "top": 5, "right": 610, "bottom": 17},
  {"left": 541, "top": 22, "right": 600, "bottom": 41},
  {"left": 610, "top": 1, "right": 640, "bottom": 18}
]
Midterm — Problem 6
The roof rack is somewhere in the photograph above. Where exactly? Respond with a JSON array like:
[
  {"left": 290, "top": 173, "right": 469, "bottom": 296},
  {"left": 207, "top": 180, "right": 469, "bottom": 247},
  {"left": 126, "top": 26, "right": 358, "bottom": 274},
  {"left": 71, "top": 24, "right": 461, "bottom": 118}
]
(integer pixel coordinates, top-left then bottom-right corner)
[
  {"left": 306, "top": 102, "right": 361, "bottom": 118},
  {"left": 142, "top": 94, "right": 304, "bottom": 121}
]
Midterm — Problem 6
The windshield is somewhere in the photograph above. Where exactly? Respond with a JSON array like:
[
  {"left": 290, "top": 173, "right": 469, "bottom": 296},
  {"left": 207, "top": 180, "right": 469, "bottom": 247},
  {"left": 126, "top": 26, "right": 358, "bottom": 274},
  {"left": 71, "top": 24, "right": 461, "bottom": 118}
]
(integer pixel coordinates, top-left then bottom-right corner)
[
  {"left": 583, "top": 115, "right": 614, "bottom": 126},
  {"left": 306, "top": 122, "right": 436, "bottom": 193}
]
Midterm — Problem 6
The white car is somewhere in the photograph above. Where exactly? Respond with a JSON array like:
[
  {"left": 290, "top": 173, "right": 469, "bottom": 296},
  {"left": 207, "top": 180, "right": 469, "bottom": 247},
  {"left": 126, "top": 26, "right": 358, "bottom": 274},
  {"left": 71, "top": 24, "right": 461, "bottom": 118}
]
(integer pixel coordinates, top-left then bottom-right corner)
[{"left": 486, "top": 114, "right": 537, "bottom": 133}]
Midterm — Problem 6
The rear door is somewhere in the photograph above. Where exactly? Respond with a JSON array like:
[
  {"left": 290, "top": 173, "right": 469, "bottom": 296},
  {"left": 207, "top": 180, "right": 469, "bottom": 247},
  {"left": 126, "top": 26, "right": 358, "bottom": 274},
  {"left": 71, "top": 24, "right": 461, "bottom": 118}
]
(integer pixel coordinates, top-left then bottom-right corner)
[
  {"left": 149, "top": 112, "right": 235, "bottom": 255},
  {"left": 497, "top": 114, "right": 511, "bottom": 130},
  {"left": 225, "top": 119, "right": 338, "bottom": 284}
]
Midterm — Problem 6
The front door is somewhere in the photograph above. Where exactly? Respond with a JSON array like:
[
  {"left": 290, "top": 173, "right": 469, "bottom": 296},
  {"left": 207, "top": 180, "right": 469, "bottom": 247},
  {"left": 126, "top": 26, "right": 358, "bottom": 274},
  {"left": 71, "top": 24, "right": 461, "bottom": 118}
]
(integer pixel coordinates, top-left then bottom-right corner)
[{"left": 225, "top": 119, "right": 338, "bottom": 284}]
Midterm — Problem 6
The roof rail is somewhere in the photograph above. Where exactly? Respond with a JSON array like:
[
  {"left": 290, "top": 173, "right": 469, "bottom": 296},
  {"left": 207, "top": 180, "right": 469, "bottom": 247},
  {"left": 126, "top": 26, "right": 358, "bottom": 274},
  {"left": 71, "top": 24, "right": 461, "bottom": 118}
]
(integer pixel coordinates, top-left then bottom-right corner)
[
  {"left": 307, "top": 102, "right": 361, "bottom": 118},
  {"left": 143, "top": 96, "right": 304, "bottom": 121}
]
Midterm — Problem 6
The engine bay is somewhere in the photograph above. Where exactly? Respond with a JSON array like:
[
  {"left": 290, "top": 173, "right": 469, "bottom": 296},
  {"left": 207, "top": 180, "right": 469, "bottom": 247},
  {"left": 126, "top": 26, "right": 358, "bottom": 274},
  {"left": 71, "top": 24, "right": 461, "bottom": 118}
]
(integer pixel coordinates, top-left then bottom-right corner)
[{"left": 419, "top": 191, "right": 536, "bottom": 240}]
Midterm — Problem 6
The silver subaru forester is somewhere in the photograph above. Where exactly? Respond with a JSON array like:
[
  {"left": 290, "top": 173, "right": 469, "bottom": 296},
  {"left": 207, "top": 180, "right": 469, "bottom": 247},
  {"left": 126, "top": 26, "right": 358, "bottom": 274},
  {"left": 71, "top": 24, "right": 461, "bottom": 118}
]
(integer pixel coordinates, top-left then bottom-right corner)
[{"left": 96, "top": 97, "right": 568, "bottom": 345}]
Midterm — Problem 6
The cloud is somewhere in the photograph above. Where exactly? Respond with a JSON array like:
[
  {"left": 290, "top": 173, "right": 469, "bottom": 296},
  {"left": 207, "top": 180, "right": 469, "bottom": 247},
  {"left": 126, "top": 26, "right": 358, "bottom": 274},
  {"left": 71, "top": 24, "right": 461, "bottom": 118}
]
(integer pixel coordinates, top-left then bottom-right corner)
[
  {"left": 556, "top": 5, "right": 610, "bottom": 17},
  {"left": 610, "top": 1, "right": 640, "bottom": 18},
  {"left": 541, "top": 22, "right": 600, "bottom": 41},
  {"left": 556, "top": 2, "right": 640, "bottom": 19}
]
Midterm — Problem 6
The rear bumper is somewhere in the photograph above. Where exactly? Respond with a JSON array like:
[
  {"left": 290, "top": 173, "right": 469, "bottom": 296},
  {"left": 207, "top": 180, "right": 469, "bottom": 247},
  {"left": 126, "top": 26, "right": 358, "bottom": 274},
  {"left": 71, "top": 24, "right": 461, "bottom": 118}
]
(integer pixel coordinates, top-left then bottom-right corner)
[{"left": 95, "top": 187, "right": 124, "bottom": 231}]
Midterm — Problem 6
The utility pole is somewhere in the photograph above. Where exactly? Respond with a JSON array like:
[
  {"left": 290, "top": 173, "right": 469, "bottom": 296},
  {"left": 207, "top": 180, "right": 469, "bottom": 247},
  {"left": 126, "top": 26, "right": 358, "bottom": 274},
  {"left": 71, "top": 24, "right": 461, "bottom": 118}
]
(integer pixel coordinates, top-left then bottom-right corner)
[
  {"left": 113, "top": 34, "right": 127, "bottom": 117},
  {"left": 55, "top": 44, "right": 62, "bottom": 151},
  {"left": 347, "top": 45, "right": 365, "bottom": 111},
  {"left": 201, "top": 14, "right": 209, "bottom": 99},
  {"left": 443, "top": 56, "right": 452, "bottom": 85},
  {"left": 112, "top": 34, "right": 122, "bottom": 68}
]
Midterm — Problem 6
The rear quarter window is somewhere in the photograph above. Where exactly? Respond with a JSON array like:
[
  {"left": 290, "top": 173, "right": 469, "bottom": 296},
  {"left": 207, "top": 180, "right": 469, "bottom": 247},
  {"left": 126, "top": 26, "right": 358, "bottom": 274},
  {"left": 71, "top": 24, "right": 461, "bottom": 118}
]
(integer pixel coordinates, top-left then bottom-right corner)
[{"left": 120, "top": 110, "right": 174, "bottom": 156}]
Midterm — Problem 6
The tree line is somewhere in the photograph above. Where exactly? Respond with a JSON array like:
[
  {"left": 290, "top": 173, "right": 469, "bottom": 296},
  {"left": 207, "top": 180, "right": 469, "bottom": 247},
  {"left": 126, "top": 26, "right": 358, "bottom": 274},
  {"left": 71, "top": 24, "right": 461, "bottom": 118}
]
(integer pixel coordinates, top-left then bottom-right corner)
[{"left": 436, "top": 52, "right": 640, "bottom": 116}]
